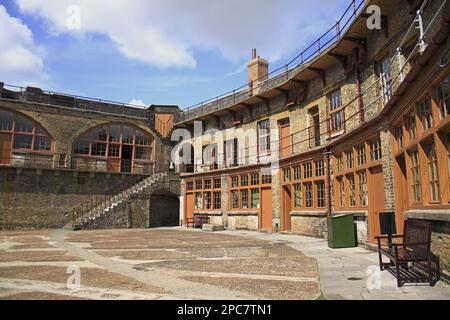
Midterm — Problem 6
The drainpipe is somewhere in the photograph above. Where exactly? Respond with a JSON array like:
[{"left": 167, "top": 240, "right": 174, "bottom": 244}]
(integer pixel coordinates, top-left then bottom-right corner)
[
  {"left": 354, "top": 48, "right": 364, "bottom": 123},
  {"left": 324, "top": 149, "right": 332, "bottom": 218}
]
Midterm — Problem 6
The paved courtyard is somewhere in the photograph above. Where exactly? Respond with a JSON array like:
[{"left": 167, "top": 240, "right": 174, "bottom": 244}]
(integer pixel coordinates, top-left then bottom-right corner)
[{"left": 0, "top": 228, "right": 448, "bottom": 300}]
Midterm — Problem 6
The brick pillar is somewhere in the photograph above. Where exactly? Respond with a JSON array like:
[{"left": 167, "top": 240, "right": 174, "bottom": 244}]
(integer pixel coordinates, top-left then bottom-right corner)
[{"left": 380, "top": 119, "right": 396, "bottom": 211}]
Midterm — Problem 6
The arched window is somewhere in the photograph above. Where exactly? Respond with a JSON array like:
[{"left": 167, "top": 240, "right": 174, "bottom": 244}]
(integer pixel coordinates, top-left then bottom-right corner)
[
  {"left": 73, "top": 124, "right": 154, "bottom": 173},
  {"left": 0, "top": 108, "right": 53, "bottom": 164}
]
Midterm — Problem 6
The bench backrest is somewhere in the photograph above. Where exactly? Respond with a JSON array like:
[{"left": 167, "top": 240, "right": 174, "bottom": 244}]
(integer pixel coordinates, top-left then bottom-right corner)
[{"left": 403, "top": 219, "right": 432, "bottom": 255}]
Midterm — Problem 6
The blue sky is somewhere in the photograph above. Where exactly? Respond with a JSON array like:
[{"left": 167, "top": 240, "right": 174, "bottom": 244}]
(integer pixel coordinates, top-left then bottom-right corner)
[{"left": 0, "top": 0, "right": 350, "bottom": 109}]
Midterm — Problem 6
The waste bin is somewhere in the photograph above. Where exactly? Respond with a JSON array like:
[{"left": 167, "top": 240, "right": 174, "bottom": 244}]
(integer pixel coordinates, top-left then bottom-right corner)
[{"left": 327, "top": 213, "right": 356, "bottom": 248}]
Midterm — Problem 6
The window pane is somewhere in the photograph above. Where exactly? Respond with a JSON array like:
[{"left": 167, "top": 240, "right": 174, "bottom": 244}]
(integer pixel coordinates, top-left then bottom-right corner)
[
  {"left": 74, "top": 140, "right": 90, "bottom": 155},
  {"left": 135, "top": 146, "right": 151, "bottom": 160},
  {"left": 108, "top": 144, "right": 120, "bottom": 158},
  {"left": 251, "top": 189, "right": 260, "bottom": 208},
  {"left": 0, "top": 109, "right": 14, "bottom": 131},
  {"left": 34, "top": 136, "right": 51, "bottom": 151},
  {"left": 15, "top": 114, "right": 33, "bottom": 133},
  {"left": 122, "top": 126, "right": 134, "bottom": 144},
  {"left": 108, "top": 125, "right": 121, "bottom": 143},
  {"left": 13, "top": 134, "right": 32, "bottom": 149},
  {"left": 135, "top": 130, "right": 152, "bottom": 146},
  {"left": 92, "top": 126, "right": 108, "bottom": 141},
  {"left": 91, "top": 143, "right": 106, "bottom": 156}
]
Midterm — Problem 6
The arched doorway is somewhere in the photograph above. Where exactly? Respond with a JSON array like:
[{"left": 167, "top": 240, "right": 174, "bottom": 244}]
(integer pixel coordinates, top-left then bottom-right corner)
[{"left": 149, "top": 190, "right": 180, "bottom": 228}]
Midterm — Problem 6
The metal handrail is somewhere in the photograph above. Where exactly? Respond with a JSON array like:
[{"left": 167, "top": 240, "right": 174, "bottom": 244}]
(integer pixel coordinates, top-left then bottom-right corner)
[{"left": 174, "top": 0, "right": 365, "bottom": 123}]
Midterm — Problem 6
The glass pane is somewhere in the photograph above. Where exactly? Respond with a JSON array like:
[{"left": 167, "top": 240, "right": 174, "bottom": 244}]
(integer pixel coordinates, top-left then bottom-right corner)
[
  {"left": 92, "top": 126, "right": 108, "bottom": 141},
  {"left": 135, "top": 146, "right": 151, "bottom": 160},
  {"left": 122, "top": 126, "right": 134, "bottom": 144},
  {"left": 108, "top": 125, "right": 121, "bottom": 143},
  {"left": 91, "top": 143, "right": 106, "bottom": 156},
  {"left": 108, "top": 144, "right": 120, "bottom": 158},
  {"left": 0, "top": 109, "right": 14, "bottom": 131},
  {"left": 34, "top": 126, "right": 48, "bottom": 136},
  {"left": 74, "top": 140, "right": 90, "bottom": 155},
  {"left": 34, "top": 136, "right": 52, "bottom": 151},
  {"left": 13, "top": 134, "right": 32, "bottom": 149},
  {"left": 135, "top": 130, "right": 152, "bottom": 146},
  {"left": 15, "top": 114, "right": 34, "bottom": 133}
]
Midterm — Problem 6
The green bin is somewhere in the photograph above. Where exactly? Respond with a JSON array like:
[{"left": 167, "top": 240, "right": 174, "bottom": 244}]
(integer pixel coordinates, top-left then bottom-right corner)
[{"left": 327, "top": 213, "right": 356, "bottom": 248}]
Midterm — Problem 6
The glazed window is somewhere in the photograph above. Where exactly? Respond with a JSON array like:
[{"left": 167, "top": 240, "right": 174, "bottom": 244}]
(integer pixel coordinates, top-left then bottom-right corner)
[
  {"left": 303, "top": 162, "right": 312, "bottom": 179},
  {"left": 195, "top": 180, "right": 203, "bottom": 190},
  {"left": 213, "top": 192, "right": 221, "bottom": 209},
  {"left": 73, "top": 124, "right": 154, "bottom": 164},
  {"left": 262, "top": 173, "right": 272, "bottom": 184},
  {"left": 257, "top": 120, "right": 271, "bottom": 156},
  {"left": 283, "top": 168, "right": 291, "bottom": 182},
  {"left": 346, "top": 150, "right": 354, "bottom": 169},
  {"left": 395, "top": 125, "right": 404, "bottom": 149},
  {"left": 204, "top": 192, "right": 212, "bottom": 210},
  {"left": 436, "top": 75, "right": 449, "bottom": 119},
  {"left": 204, "top": 179, "right": 211, "bottom": 190},
  {"left": 195, "top": 192, "right": 203, "bottom": 210},
  {"left": 232, "top": 190, "right": 239, "bottom": 209},
  {"left": 369, "top": 139, "right": 382, "bottom": 161},
  {"left": 418, "top": 98, "right": 434, "bottom": 131},
  {"left": 336, "top": 155, "right": 343, "bottom": 173},
  {"left": 251, "top": 189, "right": 260, "bottom": 208},
  {"left": 315, "top": 160, "right": 325, "bottom": 177},
  {"left": 328, "top": 89, "right": 344, "bottom": 132},
  {"left": 338, "top": 177, "right": 345, "bottom": 208},
  {"left": 186, "top": 181, "right": 194, "bottom": 191},
  {"left": 241, "top": 190, "right": 249, "bottom": 209},
  {"left": 214, "top": 179, "right": 221, "bottom": 189},
  {"left": 316, "top": 181, "right": 326, "bottom": 208},
  {"left": 305, "top": 182, "right": 313, "bottom": 208},
  {"left": 380, "top": 56, "right": 393, "bottom": 103},
  {"left": 348, "top": 174, "right": 356, "bottom": 207},
  {"left": 357, "top": 145, "right": 366, "bottom": 167},
  {"left": 410, "top": 149, "right": 422, "bottom": 203},
  {"left": 294, "top": 184, "right": 302, "bottom": 208},
  {"left": 240, "top": 175, "right": 248, "bottom": 187},
  {"left": 224, "top": 138, "right": 238, "bottom": 167},
  {"left": 293, "top": 165, "right": 301, "bottom": 181},
  {"left": 231, "top": 176, "right": 239, "bottom": 188},
  {"left": 250, "top": 173, "right": 259, "bottom": 185},
  {"left": 0, "top": 109, "right": 53, "bottom": 154},
  {"left": 358, "top": 171, "right": 368, "bottom": 206},
  {"left": 407, "top": 113, "right": 417, "bottom": 140},
  {"left": 425, "top": 142, "right": 440, "bottom": 202}
]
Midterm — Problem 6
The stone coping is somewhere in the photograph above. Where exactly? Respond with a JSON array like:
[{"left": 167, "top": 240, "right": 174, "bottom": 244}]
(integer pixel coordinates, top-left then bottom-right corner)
[
  {"left": 227, "top": 211, "right": 259, "bottom": 217},
  {"left": 333, "top": 211, "right": 368, "bottom": 218},
  {"left": 291, "top": 211, "right": 327, "bottom": 218},
  {"left": 404, "top": 210, "right": 450, "bottom": 223},
  {"left": 193, "top": 211, "right": 222, "bottom": 216}
]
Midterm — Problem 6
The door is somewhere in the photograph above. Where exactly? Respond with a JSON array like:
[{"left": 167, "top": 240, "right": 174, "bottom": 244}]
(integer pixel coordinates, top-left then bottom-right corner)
[
  {"left": 0, "top": 133, "right": 12, "bottom": 165},
  {"left": 282, "top": 186, "right": 292, "bottom": 231},
  {"left": 368, "top": 166, "right": 385, "bottom": 243},
  {"left": 279, "top": 119, "right": 291, "bottom": 158},
  {"left": 185, "top": 193, "right": 194, "bottom": 224},
  {"left": 121, "top": 145, "right": 133, "bottom": 173},
  {"left": 260, "top": 187, "right": 273, "bottom": 230}
]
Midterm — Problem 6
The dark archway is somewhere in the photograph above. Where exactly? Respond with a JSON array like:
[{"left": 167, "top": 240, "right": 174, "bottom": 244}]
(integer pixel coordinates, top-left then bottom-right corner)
[{"left": 149, "top": 190, "right": 180, "bottom": 228}]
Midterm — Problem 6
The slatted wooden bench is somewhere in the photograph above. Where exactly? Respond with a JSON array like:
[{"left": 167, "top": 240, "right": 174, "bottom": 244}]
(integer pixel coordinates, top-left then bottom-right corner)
[
  {"left": 186, "top": 214, "right": 210, "bottom": 229},
  {"left": 376, "top": 219, "right": 438, "bottom": 287}
]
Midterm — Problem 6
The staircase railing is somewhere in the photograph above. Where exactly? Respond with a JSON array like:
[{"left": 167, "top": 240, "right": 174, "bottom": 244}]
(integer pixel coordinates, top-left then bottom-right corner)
[{"left": 71, "top": 173, "right": 167, "bottom": 228}]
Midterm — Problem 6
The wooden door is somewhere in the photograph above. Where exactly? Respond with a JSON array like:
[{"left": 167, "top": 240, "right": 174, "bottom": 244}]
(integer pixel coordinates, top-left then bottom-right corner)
[
  {"left": 368, "top": 166, "right": 385, "bottom": 243},
  {"left": 260, "top": 187, "right": 273, "bottom": 230},
  {"left": 0, "top": 134, "right": 12, "bottom": 165},
  {"left": 184, "top": 193, "right": 194, "bottom": 223},
  {"left": 282, "top": 186, "right": 292, "bottom": 231},
  {"left": 279, "top": 120, "right": 291, "bottom": 158}
]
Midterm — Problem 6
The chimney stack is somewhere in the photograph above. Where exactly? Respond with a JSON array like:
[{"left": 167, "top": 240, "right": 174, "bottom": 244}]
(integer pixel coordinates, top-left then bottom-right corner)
[{"left": 247, "top": 49, "right": 269, "bottom": 92}]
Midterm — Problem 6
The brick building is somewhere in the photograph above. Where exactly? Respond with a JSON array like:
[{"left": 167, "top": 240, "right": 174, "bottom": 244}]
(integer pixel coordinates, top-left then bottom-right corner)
[{"left": 0, "top": 0, "right": 449, "bottom": 279}]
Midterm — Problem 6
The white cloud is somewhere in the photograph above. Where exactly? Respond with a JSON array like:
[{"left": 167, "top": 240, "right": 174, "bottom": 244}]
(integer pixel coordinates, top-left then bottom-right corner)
[
  {"left": 128, "top": 98, "right": 147, "bottom": 108},
  {"left": 15, "top": 0, "right": 345, "bottom": 69},
  {"left": 0, "top": 5, "right": 47, "bottom": 85}
]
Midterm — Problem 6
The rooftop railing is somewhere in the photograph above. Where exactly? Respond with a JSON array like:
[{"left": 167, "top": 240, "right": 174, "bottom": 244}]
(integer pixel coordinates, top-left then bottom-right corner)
[{"left": 173, "top": 0, "right": 366, "bottom": 124}]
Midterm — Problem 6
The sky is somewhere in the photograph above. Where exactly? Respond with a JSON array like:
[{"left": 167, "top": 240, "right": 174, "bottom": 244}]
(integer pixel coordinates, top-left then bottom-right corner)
[{"left": 0, "top": 0, "right": 351, "bottom": 109}]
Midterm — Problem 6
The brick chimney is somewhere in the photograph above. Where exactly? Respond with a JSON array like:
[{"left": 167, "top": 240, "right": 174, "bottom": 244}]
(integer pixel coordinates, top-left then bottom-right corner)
[{"left": 247, "top": 49, "right": 269, "bottom": 92}]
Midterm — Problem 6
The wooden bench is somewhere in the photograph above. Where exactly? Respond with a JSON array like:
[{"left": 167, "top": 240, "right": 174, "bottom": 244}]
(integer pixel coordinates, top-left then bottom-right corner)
[
  {"left": 186, "top": 214, "right": 210, "bottom": 229},
  {"left": 376, "top": 219, "right": 438, "bottom": 287}
]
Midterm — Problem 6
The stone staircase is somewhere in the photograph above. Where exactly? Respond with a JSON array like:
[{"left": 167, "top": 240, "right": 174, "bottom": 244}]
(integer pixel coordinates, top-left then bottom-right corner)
[{"left": 68, "top": 172, "right": 176, "bottom": 230}]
